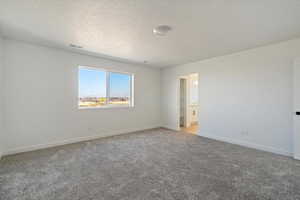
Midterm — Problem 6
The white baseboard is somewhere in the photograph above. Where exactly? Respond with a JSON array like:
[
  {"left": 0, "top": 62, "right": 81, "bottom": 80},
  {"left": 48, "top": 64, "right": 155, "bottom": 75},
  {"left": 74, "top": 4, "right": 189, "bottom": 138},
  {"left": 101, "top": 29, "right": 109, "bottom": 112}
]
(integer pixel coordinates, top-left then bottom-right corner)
[
  {"left": 161, "top": 125, "right": 179, "bottom": 131},
  {"left": 197, "top": 132, "right": 292, "bottom": 157},
  {"left": 2, "top": 127, "right": 295, "bottom": 159},
  {"left": 3, "top": 125, "right": 160, "bottom": 156},
  {"left": 294, "top": 155, "right": 300, "bottom": 160}
]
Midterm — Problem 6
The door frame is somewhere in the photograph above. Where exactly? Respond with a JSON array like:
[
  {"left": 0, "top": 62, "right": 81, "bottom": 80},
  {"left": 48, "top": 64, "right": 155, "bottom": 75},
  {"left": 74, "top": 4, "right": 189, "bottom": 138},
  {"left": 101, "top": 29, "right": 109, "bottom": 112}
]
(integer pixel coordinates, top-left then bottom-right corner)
[
  {"left": 179, "top": 78, "right": 188, "bottom": 128},
  {"left": 293, "top": 58, "right": 300, "bottom": 160},
  {"left": 177, "top": 73, "right": 200, "bottom": 131}
]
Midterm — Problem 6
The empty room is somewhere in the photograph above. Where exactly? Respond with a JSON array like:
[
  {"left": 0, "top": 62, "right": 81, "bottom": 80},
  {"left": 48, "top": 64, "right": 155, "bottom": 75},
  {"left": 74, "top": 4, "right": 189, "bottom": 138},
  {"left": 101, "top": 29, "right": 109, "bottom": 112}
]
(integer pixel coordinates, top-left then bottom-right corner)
[{"left": 1, "top": 1, "right": 300, "bottom": 199}]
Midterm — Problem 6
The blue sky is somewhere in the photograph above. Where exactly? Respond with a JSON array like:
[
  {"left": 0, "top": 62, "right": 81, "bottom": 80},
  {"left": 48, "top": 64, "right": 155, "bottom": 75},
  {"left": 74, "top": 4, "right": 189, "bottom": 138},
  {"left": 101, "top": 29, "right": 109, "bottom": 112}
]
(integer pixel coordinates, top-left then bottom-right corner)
[{"left": 79, "top": 68, "right": 130, "bottom": 97}]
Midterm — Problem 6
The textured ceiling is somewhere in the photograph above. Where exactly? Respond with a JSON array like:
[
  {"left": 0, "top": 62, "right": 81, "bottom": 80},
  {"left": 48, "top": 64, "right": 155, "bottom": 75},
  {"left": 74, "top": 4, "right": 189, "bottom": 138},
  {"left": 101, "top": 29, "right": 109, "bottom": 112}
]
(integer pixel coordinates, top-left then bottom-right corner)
[{"left": 1, "top": 0, "right": 300, "bottom": 67}]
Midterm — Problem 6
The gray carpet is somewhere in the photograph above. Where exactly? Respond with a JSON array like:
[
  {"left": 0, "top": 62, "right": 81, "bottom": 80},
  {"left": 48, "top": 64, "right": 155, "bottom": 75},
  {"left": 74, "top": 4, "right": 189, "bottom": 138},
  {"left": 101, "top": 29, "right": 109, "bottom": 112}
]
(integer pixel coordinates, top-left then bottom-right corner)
[{"left": 1, "top": 128, "right": 300, "bottom": 200}]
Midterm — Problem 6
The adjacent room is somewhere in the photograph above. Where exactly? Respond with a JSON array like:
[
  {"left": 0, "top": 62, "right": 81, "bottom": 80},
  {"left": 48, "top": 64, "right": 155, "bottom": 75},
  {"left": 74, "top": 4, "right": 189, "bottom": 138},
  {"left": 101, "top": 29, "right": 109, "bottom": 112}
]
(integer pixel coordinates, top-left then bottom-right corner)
[
  {"left": 179, "top": 73, "right": 199, "bottom": 134},
  {"left": 1, "top": 1, "right": 300, "bottom": 199}
]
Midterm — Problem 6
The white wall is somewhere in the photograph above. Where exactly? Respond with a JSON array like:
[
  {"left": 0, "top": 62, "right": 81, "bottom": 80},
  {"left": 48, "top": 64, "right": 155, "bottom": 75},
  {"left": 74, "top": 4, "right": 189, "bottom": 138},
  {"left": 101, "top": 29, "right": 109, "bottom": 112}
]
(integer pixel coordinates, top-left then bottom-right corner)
[
  {"left": 2, "top": 37, "right": 300, "bottom": 157},
  {"left": 3, "top": 39, "right": 161, "bottom": 155},
  {"left": 0, "top": 35, "right": 4, "bottom": 157},
  {"left": 161, "top": 38, "right": 300, "bottom": 156}
]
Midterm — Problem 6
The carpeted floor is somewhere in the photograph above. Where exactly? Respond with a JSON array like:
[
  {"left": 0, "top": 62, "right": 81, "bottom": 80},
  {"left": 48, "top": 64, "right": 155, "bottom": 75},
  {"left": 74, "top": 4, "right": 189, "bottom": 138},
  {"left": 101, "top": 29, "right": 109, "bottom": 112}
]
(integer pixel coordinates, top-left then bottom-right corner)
[{"left": 1, "top": 128, "right": 300, "bottom": 200}]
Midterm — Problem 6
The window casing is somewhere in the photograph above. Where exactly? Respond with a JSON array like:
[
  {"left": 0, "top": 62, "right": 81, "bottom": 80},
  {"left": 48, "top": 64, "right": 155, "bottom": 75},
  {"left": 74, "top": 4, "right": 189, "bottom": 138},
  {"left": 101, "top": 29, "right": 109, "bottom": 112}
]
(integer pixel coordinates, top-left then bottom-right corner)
[{"left": 78, "top": 66, "right": 134, "bottom": 108}]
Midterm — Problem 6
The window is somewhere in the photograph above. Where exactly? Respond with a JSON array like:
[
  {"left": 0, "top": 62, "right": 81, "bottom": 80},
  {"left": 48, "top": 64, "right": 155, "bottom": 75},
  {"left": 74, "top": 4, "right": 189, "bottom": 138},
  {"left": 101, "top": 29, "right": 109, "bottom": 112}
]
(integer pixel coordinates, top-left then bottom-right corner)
[{"left": 78, "top": 66, "right": 134, "bottom": 108}]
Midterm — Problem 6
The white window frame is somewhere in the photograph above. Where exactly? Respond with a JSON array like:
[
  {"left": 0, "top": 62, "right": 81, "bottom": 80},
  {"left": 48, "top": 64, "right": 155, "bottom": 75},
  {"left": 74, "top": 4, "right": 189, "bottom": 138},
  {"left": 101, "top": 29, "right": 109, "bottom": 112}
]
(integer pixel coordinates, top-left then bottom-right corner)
[{"left": 78, "top": 66, "right": 134, "bottom": 109}]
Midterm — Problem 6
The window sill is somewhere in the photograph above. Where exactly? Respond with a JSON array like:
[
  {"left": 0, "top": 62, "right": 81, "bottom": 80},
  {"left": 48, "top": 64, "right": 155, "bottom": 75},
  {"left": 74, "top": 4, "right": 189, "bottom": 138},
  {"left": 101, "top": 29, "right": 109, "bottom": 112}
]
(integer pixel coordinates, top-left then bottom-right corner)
[{"left": 78, "top": 105, "right": 134, "bottom": 110}]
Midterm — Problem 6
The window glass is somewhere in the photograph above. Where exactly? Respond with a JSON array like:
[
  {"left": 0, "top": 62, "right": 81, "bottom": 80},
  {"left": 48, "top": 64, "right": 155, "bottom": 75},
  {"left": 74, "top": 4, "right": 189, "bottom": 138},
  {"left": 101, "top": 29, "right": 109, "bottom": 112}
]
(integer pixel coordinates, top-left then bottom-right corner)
[
  {"left": 109, "top": 72, "right": 131, "bottom": 106},
  {"left": 78, "top": 67, "right": 133, "bottom": 108},
  {"left": 79, "top": 68, "right": 106, "bottom": 107}
]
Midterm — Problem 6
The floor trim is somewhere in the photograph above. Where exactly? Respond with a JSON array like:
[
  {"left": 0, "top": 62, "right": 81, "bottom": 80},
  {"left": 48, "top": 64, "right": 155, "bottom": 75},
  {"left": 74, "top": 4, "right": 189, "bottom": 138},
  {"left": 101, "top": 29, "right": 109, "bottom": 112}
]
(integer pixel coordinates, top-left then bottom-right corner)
[
  {"left": 161, "top": 125, "right": 179, "bottom": 131},
  {"left": 198, "top": 132, "right": 292, "bottom": 157},
  {"left": 294, "top": 155, "right": 300, "bottom": 160},
  {"left": 3, "top": 126, "right": 160, "bottom": 156}
]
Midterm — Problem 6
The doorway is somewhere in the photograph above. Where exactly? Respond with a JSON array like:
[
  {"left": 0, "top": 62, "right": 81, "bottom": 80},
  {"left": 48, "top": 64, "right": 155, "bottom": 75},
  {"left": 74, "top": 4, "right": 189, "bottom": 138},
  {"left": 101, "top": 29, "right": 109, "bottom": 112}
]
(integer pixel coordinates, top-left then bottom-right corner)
[
  {"left": 179, "top": 73, "right": 199, "bottom": 134},
  {"left": 294, "top": 59, "right": 300, "bottom": 159}
]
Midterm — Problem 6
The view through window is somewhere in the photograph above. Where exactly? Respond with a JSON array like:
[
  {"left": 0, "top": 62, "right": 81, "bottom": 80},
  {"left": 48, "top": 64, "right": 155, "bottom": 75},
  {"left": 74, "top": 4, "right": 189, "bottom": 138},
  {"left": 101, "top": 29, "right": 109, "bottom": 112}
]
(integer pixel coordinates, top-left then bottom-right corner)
[{"left": 79, "top": 67, "right": 133, "bottom": 108}]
